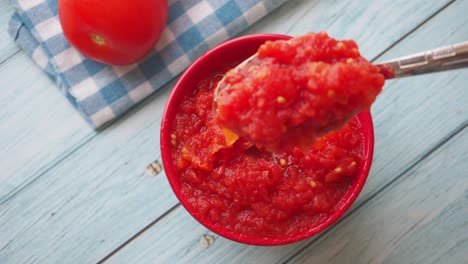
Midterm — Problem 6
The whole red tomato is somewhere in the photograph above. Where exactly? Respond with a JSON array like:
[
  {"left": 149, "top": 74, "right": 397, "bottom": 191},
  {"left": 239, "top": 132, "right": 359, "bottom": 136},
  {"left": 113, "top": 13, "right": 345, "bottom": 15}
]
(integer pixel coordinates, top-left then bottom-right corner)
[{"left": 58, "top": 0, "right": 168, "bottom": 65}]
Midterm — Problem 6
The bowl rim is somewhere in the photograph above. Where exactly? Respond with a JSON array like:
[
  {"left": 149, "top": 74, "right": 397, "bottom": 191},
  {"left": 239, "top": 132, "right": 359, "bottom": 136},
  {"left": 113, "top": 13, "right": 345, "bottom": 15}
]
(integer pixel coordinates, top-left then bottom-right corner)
[{"left": 160, "top": 33, "right": 374, "bottom": 246}]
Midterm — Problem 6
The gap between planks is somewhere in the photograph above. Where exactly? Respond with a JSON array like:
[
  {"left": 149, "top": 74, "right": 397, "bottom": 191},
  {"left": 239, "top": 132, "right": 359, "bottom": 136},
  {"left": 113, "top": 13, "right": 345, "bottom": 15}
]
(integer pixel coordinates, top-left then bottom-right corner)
[
  {"left": 281, "top": 1, "right": 462, "bottom": 261},
  {"left": 95, "top": 0, "right": 462, "bottom": 261},
  {"left": 0, "top": 134, "right": 94, "bottom": 205},
  {"left": 0, "top": 0, "right": 462, "bottom": 262},
  {"left": 1, "top": 0, "right": 455, "bottom": 208},
  {"left": 371, "top": 0, "right": 457, "bottom": 63},
  {"left": 97, "top": 203, "right": 182, "bottom": 264},
  {"left": 283, "top": 120, "right": 468, "bottom": 264},
  {"left": 0, "top": 49, "right": 21, "bottom": 66}
]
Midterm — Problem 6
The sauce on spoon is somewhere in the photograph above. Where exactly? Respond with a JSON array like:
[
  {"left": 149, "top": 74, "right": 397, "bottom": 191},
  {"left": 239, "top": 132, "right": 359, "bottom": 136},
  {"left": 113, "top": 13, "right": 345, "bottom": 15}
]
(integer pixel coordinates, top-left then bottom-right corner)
[{"left": 214, "top": 32, "right": 387, "bottom": 151}]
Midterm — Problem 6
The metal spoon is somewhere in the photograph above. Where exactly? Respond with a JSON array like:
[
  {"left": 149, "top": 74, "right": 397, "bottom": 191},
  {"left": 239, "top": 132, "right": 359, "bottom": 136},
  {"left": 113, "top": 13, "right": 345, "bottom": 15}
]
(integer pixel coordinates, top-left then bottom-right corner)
[
  {"left": 376, "top": 41, "right": 468, "bottom": 78},
  {"left": 214, "top": 40, "right": 468, "bottom": 101},
  {"left": 213, "top": 40, "right": 468, "bottom": 151}
]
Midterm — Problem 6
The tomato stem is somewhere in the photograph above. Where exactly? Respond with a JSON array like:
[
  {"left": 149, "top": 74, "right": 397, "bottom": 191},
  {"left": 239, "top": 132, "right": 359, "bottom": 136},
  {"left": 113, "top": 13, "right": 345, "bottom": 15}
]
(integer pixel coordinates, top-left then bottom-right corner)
[{"left": 90, "top": 33, "right": 106, "bottom": 46}]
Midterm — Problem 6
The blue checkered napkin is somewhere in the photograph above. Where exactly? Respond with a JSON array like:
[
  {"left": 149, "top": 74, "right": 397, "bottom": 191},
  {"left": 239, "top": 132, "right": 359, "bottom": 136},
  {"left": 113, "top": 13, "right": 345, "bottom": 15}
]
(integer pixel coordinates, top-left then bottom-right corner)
[{"left": 8, "top": 0, "right": 287, "bottom": 128}]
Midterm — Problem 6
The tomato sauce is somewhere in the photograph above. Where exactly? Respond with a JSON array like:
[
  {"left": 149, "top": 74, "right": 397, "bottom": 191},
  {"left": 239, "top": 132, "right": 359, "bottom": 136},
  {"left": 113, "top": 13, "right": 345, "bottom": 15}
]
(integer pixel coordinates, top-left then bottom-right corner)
[
  {"left": 215, "top": 32, "right": 385, "bottom": 151},
  {"left": 170, "top": 74, "right": 365, "bottom": 239}
]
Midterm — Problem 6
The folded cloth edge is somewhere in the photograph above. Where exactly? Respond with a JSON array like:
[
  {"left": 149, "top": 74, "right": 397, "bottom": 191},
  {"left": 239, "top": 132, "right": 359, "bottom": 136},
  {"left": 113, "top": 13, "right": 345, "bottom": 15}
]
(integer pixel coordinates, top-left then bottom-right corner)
[
  {"left": 9, "top": 13, "right": 94, "bottom": 125},
  {"left": 8, "top": 0, "right": 288, "bottom": 129}
]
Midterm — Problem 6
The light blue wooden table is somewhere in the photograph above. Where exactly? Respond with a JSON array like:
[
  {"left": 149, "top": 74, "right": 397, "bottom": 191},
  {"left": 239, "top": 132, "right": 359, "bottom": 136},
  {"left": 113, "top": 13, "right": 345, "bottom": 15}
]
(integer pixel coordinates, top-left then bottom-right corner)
[{"left": 1, "top": 0, "right": 467, "bottom": 263}]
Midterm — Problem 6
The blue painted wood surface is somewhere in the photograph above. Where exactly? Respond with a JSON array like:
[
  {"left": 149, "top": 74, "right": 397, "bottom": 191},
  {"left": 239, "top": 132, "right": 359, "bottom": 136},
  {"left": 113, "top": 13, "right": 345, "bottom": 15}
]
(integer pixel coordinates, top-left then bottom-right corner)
[
  {"left": 0, "top": 0, "right": 16, "bottom": 63},
  {"left": 0, "top": 0, "right": 466, "bottom": 263}
]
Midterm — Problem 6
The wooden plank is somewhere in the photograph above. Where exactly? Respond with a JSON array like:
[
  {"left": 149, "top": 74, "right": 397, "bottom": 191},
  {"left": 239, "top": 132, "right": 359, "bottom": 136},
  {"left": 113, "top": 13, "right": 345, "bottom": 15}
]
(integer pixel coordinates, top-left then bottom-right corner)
[
  {"left": 244, "top": 0, "right": 455, "bottom": 60},
  {"left": 0, "top": 0, "right": 18, "bottom": 63},
  {"left": 0, "top": 0, "right": 458, "bottom": 263},
  {"left": 0, "top": 0, "right": 451, "bottom": 203},
  {"left": 109, "top": 78, "right": 468, "bottom": 263},
  {"left": 102, "top": 1, "right": 468, "bottom": 263},
  {"left": 0, "top": 1, "right": 95, "bottom": 201},
  {"left": 0, "top": 0, "right": 319, "bottom": 202},
  {"left": 268, "top": 0, "right": 468, "bottom": 259},
  {"left": 289, "top": 127, "right": 468, "bottom": 264},
  {"left": 105, "top": 128, "right": 468, "bottom": 264},
  {"left": 382, "top": 196, "right": 468, "bottom": 264},
  {"left": 106, "top": 124, "right": 468, "bottom": 264},
  {"left": 0, "top": 81, "right": 178, "bottom": 263},
  {"left": 0, "top": 52, "right": 93, "bottom": 203}
]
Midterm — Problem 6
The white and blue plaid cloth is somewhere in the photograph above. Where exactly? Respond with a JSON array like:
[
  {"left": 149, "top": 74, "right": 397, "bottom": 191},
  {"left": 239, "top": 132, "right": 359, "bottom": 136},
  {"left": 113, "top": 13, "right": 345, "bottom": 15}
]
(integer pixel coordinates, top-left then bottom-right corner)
[{"left": 8, "top": 0, "right": 286, "bottom": 128}]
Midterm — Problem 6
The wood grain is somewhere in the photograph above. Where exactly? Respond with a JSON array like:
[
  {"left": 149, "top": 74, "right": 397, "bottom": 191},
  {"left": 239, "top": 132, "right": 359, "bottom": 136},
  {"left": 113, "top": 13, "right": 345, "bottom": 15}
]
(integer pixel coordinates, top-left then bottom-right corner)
[
  {"left": 0, "top": 0, "right": 17, "bottom": 63},
  {"left": 0, "top": 81, "right": 176, "bottom": 263},
  {"left": 0, "top": 0, "right": 95, "bottom": 202},
  {"left": 104, "top": 0, "right": 468, "bottom": 263},
  {"left": 0, "top": 52, "right": 92, "bottom": 203},
  {"left": 0, "top": 0, "right": 466, "bottom": 263},
  {"left": 289, "top": 127, "right": 468, "bottom": 264},
  {"left": 102, "top": 65, "right": 468, "bottom": 263},
  {"left": 0, "top": 0, "right": 452, "bottom": 201},
  {"left": 105, "top": 127, "right": 468, "bottom": 264}
]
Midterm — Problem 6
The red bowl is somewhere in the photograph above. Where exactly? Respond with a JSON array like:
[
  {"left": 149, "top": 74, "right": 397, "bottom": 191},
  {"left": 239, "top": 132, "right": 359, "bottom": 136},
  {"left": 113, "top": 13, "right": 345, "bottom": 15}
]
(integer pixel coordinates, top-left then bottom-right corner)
[{"left": 160, "top": 34, "right": 374, "bottom": 245}]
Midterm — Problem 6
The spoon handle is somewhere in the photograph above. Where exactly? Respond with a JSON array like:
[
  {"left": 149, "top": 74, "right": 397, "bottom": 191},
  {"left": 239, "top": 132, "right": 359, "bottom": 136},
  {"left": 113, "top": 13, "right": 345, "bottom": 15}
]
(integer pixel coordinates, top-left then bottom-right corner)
[{"left": 377, "top": 41, "right": 468, "bottom": 79}]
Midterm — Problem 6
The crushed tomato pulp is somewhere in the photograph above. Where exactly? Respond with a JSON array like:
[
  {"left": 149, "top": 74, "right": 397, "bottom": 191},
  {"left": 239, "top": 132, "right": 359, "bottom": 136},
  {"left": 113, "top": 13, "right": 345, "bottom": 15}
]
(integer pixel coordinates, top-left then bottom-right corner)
[
  {"left": 170, "top": 73, "right": 366, "bottom": 239},
  {"left": 215, "top": 32, "right": 386, "bottom": 151}
]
